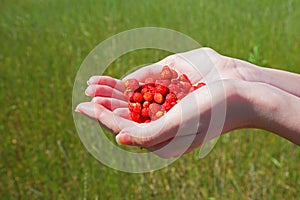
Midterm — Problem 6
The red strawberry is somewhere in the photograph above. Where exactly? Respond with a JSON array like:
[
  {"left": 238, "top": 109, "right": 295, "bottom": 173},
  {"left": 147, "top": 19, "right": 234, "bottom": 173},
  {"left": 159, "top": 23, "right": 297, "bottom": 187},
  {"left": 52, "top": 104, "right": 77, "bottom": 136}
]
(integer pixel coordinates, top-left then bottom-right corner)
[
  {"left": 179, "top": 74, "right": 190, "bottom": 83},
  {"left": 130, "top": 112, "right": 141, "bottom": 123},
  {"left": 162, "top": 101, "right": 177, "bottom": 111},
  {"left": 129, "top": 102, "right": 142, "bottom": 113},
  {"left": 171, "top": 69, "right": 178, "bottom": 79},
  {"left": 143, "top": 92, "right": 154, "bottom": 101},
  {"left": 180, "top": 81, "right": 192, "bottom": 92},
  {"left": 143, "top": 101, "right": 150, "bottom": 108},
  {"left": 154, "top": 93, "right": 164, "bottom": 104},
  {"left": 152, "top": 110, "right": 165, "bottom": 120},
  {"left": 141, "top": 87, "right": 148, "bottom": 95},
  {"left": 125, "top": 79, "right": 139, "bottom": 91},
  {"left": 160, "top": 66, "right": 173, "bottom": 79},
  {"left": 165, "top": 92, "right": 177, "bottom": 103},
  {"left": 132, "top": 92, "right": 143, "bottom": 102},
  {"left": 155, "top": 84, "right": 169, "bottom": 95},
  {"left": 141, "top": 107, "right": 150, "bottom": 118},
  {"left": 162, "top": 65, "right": 171, "bottom": 71},
  {"left": 149, "top": 103, "right": 161, "bottom": 114}
]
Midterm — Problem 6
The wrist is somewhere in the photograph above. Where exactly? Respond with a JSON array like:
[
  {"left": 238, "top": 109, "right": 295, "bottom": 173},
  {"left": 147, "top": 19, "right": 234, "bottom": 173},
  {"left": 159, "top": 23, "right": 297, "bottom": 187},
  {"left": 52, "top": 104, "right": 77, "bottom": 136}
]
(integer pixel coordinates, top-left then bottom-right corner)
[
  {"left": 221, "top": 80, "right": 257, "bottom": 132},
  {"left": 241, "top": 82, "right": 284, "bottom": 130},
  {"left": 233, "top": 58, "right": 264, "bottom": 82}
]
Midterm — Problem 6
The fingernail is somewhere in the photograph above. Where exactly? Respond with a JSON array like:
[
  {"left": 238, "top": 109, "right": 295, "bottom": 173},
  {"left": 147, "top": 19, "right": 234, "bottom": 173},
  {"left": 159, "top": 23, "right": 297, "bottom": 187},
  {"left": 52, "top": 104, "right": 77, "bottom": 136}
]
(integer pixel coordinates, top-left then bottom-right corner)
[
  {"left": 74, "top": 106, "right": 80, "bottom": 113},
  {"left": 75, "top": 103, "right": 97, "bottom": 119},
  {"left": 85, "top": 85, "right": 94, "bottom": 96},
  {"left": 116, "top": 133, "right": 133, "bottom": 145},
  {"left": 87, "top": 76, "right": 97, "bottom": 85}
]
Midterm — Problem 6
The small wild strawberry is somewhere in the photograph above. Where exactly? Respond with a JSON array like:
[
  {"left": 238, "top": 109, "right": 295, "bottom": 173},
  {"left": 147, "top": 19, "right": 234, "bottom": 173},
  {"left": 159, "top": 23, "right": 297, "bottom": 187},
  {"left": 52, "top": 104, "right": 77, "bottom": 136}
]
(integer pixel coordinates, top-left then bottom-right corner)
[
  {"left": 129, "top": 102, "right": 142, "bottom": 113},
  {"left": 143, "top": 101, "right": 150, "bottom": 108},
  {"left": 165, "top": 92, "right": 177, "bottom": 103},
  {"left": 130, "top": 112, "right": 141, "bottom": 123},
  {"left": 141, "top": 107, "right": 150, "bottom": 118},
  {"left": 143, "top": 92, "right": 154, "bottom": 101},
  {"left": 149, "top": 103, "right": 161, "bottom": 114},
  {"left": 125, "top": 79, "right": 139, "bottom": 91},
  {"left": 180, "top": 81, "right": 192, "bottom": 92},
  {"left": 132, "top": 92, "right": 143, "bottom": 102},
  {"left": 160, "top": 66, "right": 173, "bottom": 79},
  {"left": 155, "top": 84, "right": 169, "bottom": 95},
  {"left": 171, "top": 69, "right": 178, "bottom": 79},
  {"left": 154, "top": 93, "right": 164, "bottom": 104},
  {"left": 179, "top": 74, "right": 190, "bottom": 82}
]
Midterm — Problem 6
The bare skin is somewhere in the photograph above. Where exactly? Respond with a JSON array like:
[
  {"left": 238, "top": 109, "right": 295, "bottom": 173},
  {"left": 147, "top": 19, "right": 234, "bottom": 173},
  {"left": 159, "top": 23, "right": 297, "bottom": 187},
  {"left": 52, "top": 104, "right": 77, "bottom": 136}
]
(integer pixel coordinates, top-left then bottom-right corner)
[{"left": 76, "top": 48, "right": 300, "bottom": 158}]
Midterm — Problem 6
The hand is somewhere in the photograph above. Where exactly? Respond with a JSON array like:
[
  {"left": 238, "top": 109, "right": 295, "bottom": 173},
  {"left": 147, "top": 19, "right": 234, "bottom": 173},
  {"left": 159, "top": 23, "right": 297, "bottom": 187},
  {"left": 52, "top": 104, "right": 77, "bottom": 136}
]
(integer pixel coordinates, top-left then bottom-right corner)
[
  {"left": 76, "top": 46, "right": 258, "bottom": 158},
  {"left": 76, "top": 48, "right": 300, "bottom": 158}
]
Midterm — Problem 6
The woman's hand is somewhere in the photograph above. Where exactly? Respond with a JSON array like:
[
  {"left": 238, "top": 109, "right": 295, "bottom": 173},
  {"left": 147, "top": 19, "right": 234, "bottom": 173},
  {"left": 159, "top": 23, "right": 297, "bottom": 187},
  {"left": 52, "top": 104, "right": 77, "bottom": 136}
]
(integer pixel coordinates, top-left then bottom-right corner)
[{"left": 76, "top": 47, "right": 300, "bottom": 158}]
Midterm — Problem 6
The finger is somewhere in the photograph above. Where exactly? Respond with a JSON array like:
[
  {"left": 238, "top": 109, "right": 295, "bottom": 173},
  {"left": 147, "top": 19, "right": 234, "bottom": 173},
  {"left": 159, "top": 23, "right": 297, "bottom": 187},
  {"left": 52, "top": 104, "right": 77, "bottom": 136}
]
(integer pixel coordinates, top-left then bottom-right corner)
[
  {"left": 87, "top": 76, "right": 126, "bottom": 92},
  {"left": 75, "top": 102, "right": 132, "bottom": 134},
  {"left": 115, "top": 109, "right": 182, "bottom": 147},
  {"left": 92, "top": 97, "right": 127, "bottom": 111},
  {"left": 113, "top": 108, "right": 130, "bottom": 119},
  {"left": 85, "top": 85, "right": 126, "bottom": 100}
]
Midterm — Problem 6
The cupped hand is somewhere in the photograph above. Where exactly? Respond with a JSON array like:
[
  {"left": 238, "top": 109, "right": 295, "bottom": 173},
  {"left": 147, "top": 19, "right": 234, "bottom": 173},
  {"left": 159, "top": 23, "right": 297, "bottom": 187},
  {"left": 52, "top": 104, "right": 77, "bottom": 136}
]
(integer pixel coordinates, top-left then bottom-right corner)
[
  {"left": 75, "top": 48, "right": 259, "bottom": 158},
  {"left": 76, "top": 74, "right": 253, "bottom": 158},
  {"left": 76, "top": 47, "right": 300, "bottom": 156}
]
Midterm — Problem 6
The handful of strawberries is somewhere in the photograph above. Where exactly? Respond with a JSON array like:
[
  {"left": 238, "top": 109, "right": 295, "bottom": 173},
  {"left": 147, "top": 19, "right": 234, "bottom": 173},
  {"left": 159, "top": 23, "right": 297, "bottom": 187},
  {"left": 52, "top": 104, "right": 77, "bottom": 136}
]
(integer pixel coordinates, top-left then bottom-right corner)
[{"left": 124, "top": 66, "right": 206, "bottom": 123}]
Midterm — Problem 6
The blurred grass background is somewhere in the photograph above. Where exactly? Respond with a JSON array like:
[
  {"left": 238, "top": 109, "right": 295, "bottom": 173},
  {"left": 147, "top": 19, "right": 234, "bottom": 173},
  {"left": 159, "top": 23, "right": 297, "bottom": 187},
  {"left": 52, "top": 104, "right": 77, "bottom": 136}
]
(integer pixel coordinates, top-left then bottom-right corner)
[{"left": 1, "top": 0, "right": 300, "bottom": 199}]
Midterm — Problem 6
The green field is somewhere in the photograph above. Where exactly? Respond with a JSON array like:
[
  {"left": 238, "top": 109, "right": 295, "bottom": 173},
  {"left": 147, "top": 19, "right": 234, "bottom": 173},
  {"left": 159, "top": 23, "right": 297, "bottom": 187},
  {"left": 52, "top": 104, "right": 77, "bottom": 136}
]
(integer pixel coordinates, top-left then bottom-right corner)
[{"left": 1, "top": 0, "right": 300, "bottom": 199}]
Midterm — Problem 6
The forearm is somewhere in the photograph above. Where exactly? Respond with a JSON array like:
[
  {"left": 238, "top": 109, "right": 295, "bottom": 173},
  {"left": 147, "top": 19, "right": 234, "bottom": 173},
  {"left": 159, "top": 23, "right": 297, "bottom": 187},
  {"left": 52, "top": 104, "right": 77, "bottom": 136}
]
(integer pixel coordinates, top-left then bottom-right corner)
[
  {"left": 235, "top": 59, "right": 300, "bottom": 97},
  {"left": 245, "top": 82, "right": 300, "bottom": 146}
]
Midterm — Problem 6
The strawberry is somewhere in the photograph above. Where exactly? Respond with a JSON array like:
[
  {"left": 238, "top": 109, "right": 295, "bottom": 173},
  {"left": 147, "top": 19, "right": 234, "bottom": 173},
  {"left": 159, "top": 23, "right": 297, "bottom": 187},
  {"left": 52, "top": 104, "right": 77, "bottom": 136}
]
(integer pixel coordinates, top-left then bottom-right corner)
[
  {"left": 165, "top": 92, "right": 177, "bottom": 103},
  {"left": 154, "top": 93, "right": 164, "bottom": 104},
  {"left": 132, "top": 92, "right": 143, "bottom": 102},
  {"left": 141, "top": 107, "right": 150, "bottom": 118},
  {"left": 143, "top": 92, "right": 154, "bottom": 101},
  {"left": 155, "top": 84, "right": 169, "bottom": 95},
  {"left": 179, "top": 74, "right": 190, "bottom": 83},
  {"left": 160, "top": 66, "right": 173, "bottom": 79},
  {"left": 125, "top": 79, "right": 139, "bottom": 91}
]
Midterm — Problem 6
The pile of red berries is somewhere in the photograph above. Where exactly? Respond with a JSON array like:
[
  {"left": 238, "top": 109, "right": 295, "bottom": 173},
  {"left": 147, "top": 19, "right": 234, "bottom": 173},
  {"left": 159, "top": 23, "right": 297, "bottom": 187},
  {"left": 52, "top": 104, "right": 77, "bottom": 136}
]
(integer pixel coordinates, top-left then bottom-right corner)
[{"left": 124, "top": 66, "right": 206, "bottom": 123}]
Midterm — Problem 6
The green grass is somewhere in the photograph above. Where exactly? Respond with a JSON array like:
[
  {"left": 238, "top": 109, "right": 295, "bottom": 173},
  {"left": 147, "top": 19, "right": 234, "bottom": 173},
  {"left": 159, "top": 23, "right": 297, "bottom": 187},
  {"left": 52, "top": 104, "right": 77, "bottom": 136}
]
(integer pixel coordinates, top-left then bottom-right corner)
[{"left": 1, "top": 0, "right": 300, "bottom": 199}]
